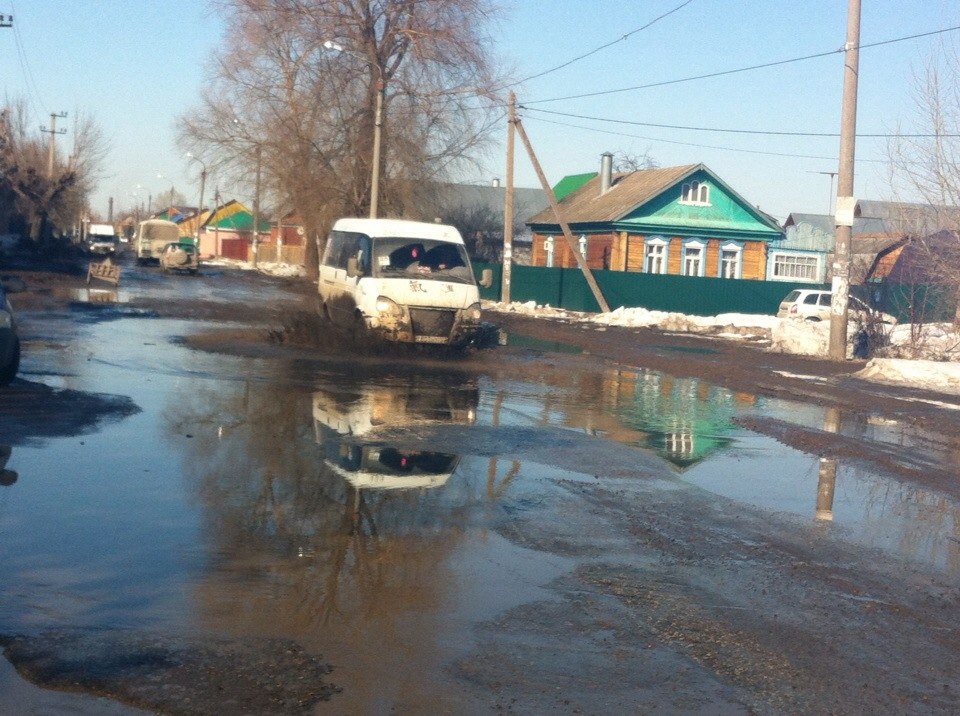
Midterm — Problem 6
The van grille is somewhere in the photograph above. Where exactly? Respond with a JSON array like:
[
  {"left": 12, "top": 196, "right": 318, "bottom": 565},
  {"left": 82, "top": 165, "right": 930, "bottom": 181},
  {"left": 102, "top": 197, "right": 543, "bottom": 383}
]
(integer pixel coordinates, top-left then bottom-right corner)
[{"left": 410, "top": 308, "right": 455, "bottom": 338}]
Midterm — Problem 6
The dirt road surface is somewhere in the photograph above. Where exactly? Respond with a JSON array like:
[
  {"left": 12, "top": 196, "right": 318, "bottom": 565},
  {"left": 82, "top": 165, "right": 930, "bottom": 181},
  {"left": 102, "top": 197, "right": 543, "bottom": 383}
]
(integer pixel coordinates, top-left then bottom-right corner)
[{"left": 1, "top": 253, "right": 958, "bottom": 714}]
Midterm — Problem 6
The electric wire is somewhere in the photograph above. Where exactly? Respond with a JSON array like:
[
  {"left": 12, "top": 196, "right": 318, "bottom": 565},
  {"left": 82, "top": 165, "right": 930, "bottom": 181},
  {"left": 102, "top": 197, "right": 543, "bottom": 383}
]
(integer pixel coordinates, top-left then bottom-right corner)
[
  {"left": 521, "top": 105, "right": 960, "bottom": 138},
  {"left": 8, "top": 0, "right": 46, "bottom": 119},
  {"left": 523, "top": 115, "right": 891, "bottom": 165},
  {"left": 524, "top": 24, "right": 960, "bottom": 105},
  {"left": 496, "top": 0, "right": 696, "bottom": 91}
]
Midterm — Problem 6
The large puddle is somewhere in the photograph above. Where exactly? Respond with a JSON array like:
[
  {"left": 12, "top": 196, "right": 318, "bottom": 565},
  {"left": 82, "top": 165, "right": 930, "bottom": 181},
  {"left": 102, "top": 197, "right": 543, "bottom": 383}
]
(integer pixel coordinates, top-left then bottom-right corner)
[{"left": 2, "top": 310, "right": 960, "bottom": 708}]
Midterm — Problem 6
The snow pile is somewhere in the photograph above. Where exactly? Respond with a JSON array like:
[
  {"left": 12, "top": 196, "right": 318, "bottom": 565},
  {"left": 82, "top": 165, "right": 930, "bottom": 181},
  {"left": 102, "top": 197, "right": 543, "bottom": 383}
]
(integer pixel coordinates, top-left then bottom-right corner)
[
  {"left": 854, "top": 358, "right": 960, "bottom": 394},
  {"left": 483, "top": 300, "right": 572, "bottom": 320},
  {"left": 881, "top": 322, "right": 960, "bottom": 362},
  {"left": 770, "top": 318, "right": 830, "bottom": 357},
  {"left": 203, "top": 257, "right": 306, "bottom": 278}
]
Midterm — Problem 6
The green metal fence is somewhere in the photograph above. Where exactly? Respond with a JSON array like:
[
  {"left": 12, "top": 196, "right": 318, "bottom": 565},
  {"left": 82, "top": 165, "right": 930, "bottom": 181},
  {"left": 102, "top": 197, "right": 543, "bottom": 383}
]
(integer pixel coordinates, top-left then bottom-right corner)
[
  {"left": 875, "top": 282, "right": 958, "bottom": 323},
  {"left": 473, "top": 263, "right": 829, "bottom": 316}
]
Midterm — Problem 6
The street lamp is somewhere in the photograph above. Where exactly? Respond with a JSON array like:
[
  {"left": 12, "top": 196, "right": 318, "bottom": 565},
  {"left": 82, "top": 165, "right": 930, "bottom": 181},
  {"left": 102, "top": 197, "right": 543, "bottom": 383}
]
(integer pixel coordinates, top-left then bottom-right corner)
[
  {"left": 186, "top": 152, "right": 208, "bottom": 249},
  {"left": 323, "top": 40, "right": 384, "bottom": 219}
]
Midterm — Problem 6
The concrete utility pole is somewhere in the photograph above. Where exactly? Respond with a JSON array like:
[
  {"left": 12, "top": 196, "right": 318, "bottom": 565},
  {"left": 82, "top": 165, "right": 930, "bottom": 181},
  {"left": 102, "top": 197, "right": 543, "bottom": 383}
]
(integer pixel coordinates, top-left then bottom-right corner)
[
  {"left": 252, "top": 144, "right": 262, "bottom": 267},
  {"left": 829, "top": 0, "right": 861, "bottom": 360},
  {"left": 513, "top": 112, "right": 611, "bottom": 313},
  {"left": 40, "top": 111, "right": 67, "bottom": 178},
  {"left": 501, "top": 91, "right": 516, "bottom": 304},
  {"left": 370, "top": 77, "right": 385, "bottom": 219}
]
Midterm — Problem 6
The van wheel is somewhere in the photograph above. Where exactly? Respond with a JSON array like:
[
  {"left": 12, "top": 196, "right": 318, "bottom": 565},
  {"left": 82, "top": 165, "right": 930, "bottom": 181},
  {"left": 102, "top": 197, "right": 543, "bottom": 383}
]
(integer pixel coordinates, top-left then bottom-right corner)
[
  {"left": 805, "top": 316, "right": 822, "bottom": 322},
  {"left": 0, "top": 338, "right": 20, "bottom": 387}
]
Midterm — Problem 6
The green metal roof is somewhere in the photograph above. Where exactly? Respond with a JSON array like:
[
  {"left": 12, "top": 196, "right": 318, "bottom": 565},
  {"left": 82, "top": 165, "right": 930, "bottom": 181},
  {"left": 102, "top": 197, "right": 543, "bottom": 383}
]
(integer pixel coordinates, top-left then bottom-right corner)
[
  {"left": 553, "top": 173, "right": 597, "bottom": 201},
  {"left": 209, "top": 210, "right": 271, "bottom": 232}
]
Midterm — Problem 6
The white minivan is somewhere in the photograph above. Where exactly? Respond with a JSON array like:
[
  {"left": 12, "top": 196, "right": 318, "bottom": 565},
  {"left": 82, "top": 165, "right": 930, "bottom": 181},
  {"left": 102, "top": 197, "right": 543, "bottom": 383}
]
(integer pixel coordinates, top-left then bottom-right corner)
[{"left": 318, "top": 218, "right": 484, "bottom": 345}]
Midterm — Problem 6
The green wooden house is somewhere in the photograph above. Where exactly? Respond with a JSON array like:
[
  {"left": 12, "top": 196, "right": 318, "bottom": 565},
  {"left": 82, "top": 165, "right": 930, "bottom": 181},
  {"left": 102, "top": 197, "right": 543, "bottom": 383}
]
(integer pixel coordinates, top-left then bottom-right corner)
[{"left": 529, "top": 159, "right": 783, "bottom": 280}]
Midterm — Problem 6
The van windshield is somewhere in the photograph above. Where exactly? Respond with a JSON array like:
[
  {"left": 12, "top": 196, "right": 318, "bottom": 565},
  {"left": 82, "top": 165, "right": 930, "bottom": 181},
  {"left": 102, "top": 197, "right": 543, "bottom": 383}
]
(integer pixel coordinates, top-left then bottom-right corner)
[{"left": 372, "top": 238, "right": 473, "bottom": 284}]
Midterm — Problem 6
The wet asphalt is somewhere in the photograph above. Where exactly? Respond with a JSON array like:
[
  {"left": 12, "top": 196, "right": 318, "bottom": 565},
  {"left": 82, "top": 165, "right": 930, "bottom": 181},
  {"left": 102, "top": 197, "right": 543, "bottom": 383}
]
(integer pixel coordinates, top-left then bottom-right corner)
[{"left": 1, "top": 257, "right": 959, "bottom": 713}]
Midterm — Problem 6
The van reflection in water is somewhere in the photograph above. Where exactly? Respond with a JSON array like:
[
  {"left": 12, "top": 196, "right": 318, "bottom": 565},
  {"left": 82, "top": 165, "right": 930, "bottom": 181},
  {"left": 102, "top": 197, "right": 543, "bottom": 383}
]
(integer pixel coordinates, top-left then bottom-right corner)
[
  {"left": 0, "top": 445, "right": 17, "bottom": 486},
  {"left": 312, "top": 378, "right": 478, "bottom": 491}
]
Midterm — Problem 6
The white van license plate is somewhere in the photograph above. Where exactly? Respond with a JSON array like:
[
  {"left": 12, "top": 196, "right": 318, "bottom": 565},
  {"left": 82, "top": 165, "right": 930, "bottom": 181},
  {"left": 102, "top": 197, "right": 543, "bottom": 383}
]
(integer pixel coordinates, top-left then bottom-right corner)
[{"left": 415, "top": 335, "right": 448, "bottom": 344}]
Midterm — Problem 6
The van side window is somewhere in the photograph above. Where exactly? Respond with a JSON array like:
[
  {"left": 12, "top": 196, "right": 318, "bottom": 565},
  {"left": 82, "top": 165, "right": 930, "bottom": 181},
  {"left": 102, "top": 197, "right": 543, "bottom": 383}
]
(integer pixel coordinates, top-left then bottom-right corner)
[{"left": 324, "top": 231, "right": 371, "bottom": 270}]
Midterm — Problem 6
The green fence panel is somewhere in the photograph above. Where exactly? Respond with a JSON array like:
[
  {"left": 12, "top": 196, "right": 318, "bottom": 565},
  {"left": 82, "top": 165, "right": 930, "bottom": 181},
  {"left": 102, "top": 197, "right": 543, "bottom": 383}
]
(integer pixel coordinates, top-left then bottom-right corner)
[
  {"left": 878, "top": 282, "right": 957, "bottom": 323},
  {"left": 475, "top": 263, "right": 829, "bottom": 316}
]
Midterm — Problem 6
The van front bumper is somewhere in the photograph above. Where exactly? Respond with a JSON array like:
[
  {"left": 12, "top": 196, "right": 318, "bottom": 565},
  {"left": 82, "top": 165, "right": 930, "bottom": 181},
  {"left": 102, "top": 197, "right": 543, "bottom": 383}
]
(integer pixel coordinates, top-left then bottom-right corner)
[{"left": 366, "top": 306, "right": 482, "bottom": 345}]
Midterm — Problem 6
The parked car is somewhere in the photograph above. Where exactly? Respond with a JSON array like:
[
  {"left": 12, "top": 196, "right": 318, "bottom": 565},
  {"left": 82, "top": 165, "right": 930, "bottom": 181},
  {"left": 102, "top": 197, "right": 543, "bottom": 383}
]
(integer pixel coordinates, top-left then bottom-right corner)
[
  {"left": 159, "top": 241, "right": 199, "bottom": 275},
  {"left": 317, "top": 218, "right": 486, "bottom": 346},
  {"left": 777, "top": 289, "right": 897, "bottom": 324},
  {"left": 0, "top": 282, "right": 20, "bottom": 386}
]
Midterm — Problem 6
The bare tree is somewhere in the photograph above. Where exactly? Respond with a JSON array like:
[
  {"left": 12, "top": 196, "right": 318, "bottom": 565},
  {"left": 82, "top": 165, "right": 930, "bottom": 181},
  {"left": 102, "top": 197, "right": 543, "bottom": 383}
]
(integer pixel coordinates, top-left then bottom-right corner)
[
  {"left": 888, "top": 49, "right": 960, "bottom": 324},
  {"left": 179, "top": 0, "right": 508, "bottom": 278},
  {"left": 612, "top": 149, "right": 659, "bottom": 173},
  {"left": 0, "top": 100, "right": 107, "bottom": 250}
]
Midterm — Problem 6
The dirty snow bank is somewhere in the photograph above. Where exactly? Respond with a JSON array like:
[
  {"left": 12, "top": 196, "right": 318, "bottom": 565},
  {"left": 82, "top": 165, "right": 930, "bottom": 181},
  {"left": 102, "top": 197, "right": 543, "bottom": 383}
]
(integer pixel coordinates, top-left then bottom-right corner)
[
  {"left": 879, "top": 322, "right": 960, "bottom": 362},
  {"left": 483, "top": 301, "right": 776, "bottom": 338},
  {"left": 203, "top": 257, "right": 306, "bottom": 278},
  {"left": 854, "top": 359, "right": 960, "bottom": 394}
]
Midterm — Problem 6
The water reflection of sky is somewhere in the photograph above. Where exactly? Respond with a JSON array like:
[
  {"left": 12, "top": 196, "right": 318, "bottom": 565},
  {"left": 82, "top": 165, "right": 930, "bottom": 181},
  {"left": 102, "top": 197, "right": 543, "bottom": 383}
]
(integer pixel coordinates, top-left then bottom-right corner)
[{"left": 2, "top": 313, "right": 960, "bottom": 707}]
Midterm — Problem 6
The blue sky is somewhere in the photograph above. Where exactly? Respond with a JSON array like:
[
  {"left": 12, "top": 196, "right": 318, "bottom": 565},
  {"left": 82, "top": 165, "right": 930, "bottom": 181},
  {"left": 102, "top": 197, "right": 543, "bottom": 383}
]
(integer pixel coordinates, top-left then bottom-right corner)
[{"left": 2, "top": 1, "right": 957, "bottom": 221}]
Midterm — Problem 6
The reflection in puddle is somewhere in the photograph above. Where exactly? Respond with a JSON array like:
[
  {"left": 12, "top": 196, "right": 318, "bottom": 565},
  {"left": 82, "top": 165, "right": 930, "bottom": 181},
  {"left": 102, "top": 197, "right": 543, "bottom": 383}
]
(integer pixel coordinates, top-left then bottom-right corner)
[
  {"left": 815, "top": 408, "right": 841, "bottom": 522},
  {"left": 0, "top": 445, "right": 15, "bottom": 486},
  {"left": 57, "top": 287, "right": 128, "bottom": 304}
]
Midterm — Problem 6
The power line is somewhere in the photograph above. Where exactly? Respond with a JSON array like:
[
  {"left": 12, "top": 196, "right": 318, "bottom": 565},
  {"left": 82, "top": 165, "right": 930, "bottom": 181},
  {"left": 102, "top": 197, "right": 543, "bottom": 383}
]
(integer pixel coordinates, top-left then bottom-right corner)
[
  {"left": 498, "top": 0, "right": 696, "bottom": 90},
  {"left": 8, "top": 0, "right": 45, "bottom": 117},
  {"left": 523, "top": 115, "right": 891, "bottom": 165},
  {"left": 525, "top": 24, "right": 960, "bottom": 105},
  {"left": 521, "top": 105, "right": 960, "bottom": 138}
]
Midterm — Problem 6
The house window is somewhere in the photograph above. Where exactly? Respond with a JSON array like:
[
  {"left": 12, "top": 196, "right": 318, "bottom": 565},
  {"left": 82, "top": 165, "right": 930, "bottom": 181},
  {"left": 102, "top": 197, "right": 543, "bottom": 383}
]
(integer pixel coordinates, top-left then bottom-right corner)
[
  {"left": 680, "top": 181, "right": 710, "bottom": 206},
  {"left": 644, "top": 237, "right": 668, "bottom": 274},
  {"left": 544, "top": 236, "right": 555, "bottom": 267},
  {"left": 771, "top": 252, "right": 819, "bottom": 281},
  {"left": 718, "top": 241, "right": 743, "bottom": 279},
  {"left": 682, "top": 239, "right": 705, "bottom": 277}
]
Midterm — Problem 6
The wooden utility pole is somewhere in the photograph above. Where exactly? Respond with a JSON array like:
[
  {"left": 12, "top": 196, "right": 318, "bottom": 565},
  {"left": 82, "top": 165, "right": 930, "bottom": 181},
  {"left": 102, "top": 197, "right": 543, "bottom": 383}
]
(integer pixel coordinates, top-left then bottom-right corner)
[
  {"left": 829, "top": 0, "right": 861, "bottom": 360},
  {"left": 40, "top": 111, "right": 67, "bottom": 178},
  {"left": 513, "top": 114, "right": 610, "bottom": 313},
  {"left": 501, "top": 92, "right": 516, "bottom": 303}
]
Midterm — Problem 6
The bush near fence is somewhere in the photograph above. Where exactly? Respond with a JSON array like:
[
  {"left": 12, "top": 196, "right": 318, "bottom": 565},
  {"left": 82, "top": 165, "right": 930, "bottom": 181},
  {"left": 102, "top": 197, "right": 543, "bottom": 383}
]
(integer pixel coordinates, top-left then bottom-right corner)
[{"left": 472, "top": 263, "right": 830, "bottom": 316}]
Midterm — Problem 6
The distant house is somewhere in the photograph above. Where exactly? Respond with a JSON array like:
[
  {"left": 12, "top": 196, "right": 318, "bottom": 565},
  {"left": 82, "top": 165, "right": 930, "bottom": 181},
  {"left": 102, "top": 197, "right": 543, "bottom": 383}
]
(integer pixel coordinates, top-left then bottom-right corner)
[
  {"left": 526, "top": 157, "right": 783, "bottom": 280},
  {"left": 424, "top": 180, "right": 548, "bottom": 263},
  {"left": 197, "top": 200, "right": 271, "bottom": 260},
  {"left": 779, "top": 200, "right": 958, "bottom": 284}
]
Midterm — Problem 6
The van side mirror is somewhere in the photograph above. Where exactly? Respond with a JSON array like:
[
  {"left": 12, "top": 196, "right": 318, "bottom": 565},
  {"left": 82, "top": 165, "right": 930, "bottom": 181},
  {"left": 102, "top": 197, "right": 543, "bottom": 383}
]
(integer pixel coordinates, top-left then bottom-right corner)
[
  {"left": 479, "top": 268, "right": 493, "bottom": 288},
  {"left": 346, "top": 256, "right": 362, "bottom": 278}
]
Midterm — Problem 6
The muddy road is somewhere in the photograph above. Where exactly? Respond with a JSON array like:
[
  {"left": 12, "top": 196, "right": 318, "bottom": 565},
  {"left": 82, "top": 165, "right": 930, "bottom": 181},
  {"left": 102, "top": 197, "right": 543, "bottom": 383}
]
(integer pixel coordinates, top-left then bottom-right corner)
[{"left": 1, "top": 255, "right": 959, "bottom": 714}]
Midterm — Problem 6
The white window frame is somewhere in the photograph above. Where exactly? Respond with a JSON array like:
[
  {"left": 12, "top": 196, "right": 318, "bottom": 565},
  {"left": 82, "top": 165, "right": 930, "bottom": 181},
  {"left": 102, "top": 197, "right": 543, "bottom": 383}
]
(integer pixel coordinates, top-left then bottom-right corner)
[
  {"left": 643, "top": 236, "right": 669, "bottom": 274},
  {"left": 681, "top": 239, "right": 706, "bottom": 277},
  {"left": 770, "top": 251, "right": 820, "bottom": 282},
  {"left": 718, "top": 241, "right": 743, "bottom": 279},
  {"left": 544, "top": 235, "right": 555, "bottom": 268},
  {"left": 680, "top": 180, "right": 711, "bottom": 206}
]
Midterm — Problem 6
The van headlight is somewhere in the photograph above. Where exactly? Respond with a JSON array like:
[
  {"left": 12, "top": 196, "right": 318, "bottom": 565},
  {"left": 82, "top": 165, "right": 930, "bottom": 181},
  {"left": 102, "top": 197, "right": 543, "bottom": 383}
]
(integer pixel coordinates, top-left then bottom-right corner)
[
  {"left": 464, "top": 302, "right": 482, "bottom": 322},
  {"left": 375, "top": 296, "right": 403, "bottom": 317}
]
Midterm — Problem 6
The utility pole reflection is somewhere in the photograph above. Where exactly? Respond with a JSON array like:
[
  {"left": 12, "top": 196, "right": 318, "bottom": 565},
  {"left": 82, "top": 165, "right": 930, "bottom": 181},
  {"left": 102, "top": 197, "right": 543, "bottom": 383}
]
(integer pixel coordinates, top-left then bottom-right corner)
[{"left": 816, "top": 408, "right": 841, "bottom": 521}]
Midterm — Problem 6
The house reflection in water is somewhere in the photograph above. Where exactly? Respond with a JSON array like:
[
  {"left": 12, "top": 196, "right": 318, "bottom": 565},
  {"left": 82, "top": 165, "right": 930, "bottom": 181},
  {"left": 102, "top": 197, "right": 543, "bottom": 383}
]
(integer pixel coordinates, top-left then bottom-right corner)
[{"left": 565, "top": 368, "right": 751, "bottom": 469}]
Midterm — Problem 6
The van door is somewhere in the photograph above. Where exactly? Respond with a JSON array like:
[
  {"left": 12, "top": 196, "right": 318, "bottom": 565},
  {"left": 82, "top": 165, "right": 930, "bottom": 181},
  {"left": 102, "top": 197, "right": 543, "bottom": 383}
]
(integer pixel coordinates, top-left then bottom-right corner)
[{"left": 319, "top": 232, "right": 347, "bottom": 324}]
